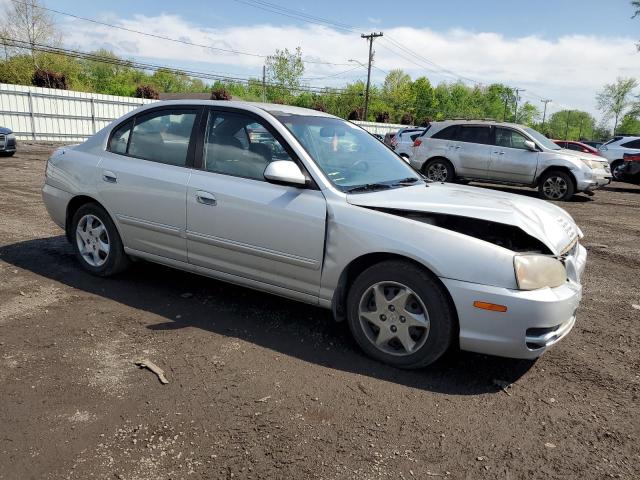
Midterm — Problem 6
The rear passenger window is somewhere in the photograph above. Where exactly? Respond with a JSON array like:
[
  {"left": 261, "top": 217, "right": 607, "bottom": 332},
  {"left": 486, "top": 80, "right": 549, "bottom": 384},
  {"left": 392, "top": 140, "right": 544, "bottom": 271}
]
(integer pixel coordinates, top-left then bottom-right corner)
[
  {"left": 127, "top": 109, "right": 197, "bottom": 166},
  {"left": 109, "top": 120, "right": 132, "bottom": 154},
  {"left": 202, "top": 111, "right": 293, "bottom": 181},
  {"left": 431, "top": 126, "right": 457, "bottom": 140},
  {"left": 456, "top": 126, "right": 491, "bottom": 145},
  {"left": 621, "top": 139, "right": 640, "bottom": 149}
]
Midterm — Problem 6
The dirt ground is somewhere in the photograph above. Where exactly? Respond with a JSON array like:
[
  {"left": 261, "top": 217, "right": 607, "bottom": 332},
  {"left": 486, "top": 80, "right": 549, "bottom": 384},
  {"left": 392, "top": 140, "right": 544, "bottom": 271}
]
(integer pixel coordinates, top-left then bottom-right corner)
[{"left": 0, "top": 142, "right": 638, "bottom": 480}]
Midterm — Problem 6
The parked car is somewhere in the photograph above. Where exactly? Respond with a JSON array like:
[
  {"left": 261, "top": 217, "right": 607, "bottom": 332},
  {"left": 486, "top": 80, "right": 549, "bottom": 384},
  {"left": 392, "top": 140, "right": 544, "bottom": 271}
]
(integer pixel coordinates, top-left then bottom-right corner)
[
  {"left": 391, "top": 127, "right": 426, "bottom": 161},
  {"left": 42, "top": 101, "right": 586, "bottom": 368},
  {"left": 621, "top": 153, "right": 640, "bottom": 183},
  {"left": 581, "top": 140, "right": 604, "bottom": 150},
  {"left": 411, "top": 120, "right": 611, "bottom": 201},
  {"left": 553, "top": 140, "right": 603, "bottom": 156},
  {"left": 383, "top": 131, "right": 397, "bottom": 147},
  {"left": 0, "top": 127, "right": 17, "bottom": 156},
  {"left": 598, "top": 136, "right": 640, "bottom": 181}
]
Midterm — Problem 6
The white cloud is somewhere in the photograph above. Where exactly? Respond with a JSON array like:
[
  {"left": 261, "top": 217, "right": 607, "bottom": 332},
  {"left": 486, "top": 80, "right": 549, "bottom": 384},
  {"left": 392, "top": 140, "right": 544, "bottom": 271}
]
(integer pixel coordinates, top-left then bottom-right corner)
[{"left": 61, "top": 13, "right": 640, "bottom": 117}]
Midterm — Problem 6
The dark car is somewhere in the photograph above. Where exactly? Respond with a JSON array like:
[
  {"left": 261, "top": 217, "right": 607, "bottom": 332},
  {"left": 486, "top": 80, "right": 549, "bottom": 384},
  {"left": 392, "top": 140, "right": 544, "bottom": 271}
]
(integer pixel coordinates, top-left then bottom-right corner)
[
  {"left": 582, "top": 140, "right": 604, "bottom": 149},
  {"left": 0, "top": 127, "right": 17, "bottom": 156},
  {"left": 553, "top": 140, "right": 603, "bottom": 156},
  {"left": 621, "top": 153, "right": 640, "bottom": 183}
]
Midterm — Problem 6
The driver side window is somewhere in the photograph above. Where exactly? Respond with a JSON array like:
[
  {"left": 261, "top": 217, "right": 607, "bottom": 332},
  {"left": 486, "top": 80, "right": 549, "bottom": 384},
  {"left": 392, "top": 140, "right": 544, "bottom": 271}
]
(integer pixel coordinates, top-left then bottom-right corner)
[
  {"left": 495, "top": 128, "right": 529, "bottom": 150},
  {"left": 202, "top": 112, "right": 293, "bottom": 181}
]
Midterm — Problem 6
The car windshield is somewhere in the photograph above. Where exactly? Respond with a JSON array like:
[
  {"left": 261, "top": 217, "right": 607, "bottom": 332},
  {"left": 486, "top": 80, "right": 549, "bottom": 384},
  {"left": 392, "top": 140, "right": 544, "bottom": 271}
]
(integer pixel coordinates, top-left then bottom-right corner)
[
  {"left": 524, "top": 127, "right": 561, "bottom": 150},
  {"left": 273, "top": 114, "right": 422, "bottom": 191}
]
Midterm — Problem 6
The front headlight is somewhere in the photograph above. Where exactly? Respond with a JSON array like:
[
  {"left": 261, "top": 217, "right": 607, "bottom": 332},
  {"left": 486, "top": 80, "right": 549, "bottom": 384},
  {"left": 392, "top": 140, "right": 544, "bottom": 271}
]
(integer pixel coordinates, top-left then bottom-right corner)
[
  {"left": 514, "top": 255, "right": 567, "bottom": 290},
  {"left": 580, "top": 158, "right": 604, "bottom": 169}
]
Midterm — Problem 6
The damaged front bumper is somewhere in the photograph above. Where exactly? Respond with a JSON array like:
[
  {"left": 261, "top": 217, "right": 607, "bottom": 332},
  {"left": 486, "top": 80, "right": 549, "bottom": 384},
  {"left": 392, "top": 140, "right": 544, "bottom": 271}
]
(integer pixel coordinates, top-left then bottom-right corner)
[{"left": 441, "top": 243, "right": 586, "bottom": 360}]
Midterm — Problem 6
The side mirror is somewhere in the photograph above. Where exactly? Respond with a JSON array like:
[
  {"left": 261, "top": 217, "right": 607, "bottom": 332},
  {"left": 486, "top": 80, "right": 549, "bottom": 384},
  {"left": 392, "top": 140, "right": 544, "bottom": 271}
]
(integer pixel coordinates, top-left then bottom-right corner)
[
  {"left": 264, "top": 160, "right": 307, "bottom": 187},
  {"left": 524, "top": 140, "right": 537, "bottom": 151}
]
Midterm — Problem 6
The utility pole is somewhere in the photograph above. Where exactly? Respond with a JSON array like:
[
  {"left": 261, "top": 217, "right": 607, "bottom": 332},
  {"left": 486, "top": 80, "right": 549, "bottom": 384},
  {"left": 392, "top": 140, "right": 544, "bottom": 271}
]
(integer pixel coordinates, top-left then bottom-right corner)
[
  {"left": 513, "top": 88, "right": 525, "bottom": 123},
  {"left": 262, "top": 65, "right": 266, "bottom": 102},
  {"left": 502, "top": 89, "right": 511, "bottom": 121},
  {"left": 540, "top": 99, "right": 552, "bottom": 131},
  {"left": 361, "top": 32, "right": 383, "bottom": 121}
]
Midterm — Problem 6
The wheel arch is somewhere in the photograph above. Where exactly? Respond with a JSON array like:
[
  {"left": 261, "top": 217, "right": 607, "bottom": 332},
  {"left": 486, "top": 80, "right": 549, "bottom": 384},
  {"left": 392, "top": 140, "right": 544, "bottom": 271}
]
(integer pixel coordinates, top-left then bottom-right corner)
[
  {"left": 422, "top": 156, "right": 455, "bottom": 176},
  {"left": 65, "top": 195, "right": 123, "bottom": 243},
  {"left": 330, "top": 252, "right": 459, "bottom": 337},
  {"left": 536, "top": 165, "right": 577, "bottom": 188}
]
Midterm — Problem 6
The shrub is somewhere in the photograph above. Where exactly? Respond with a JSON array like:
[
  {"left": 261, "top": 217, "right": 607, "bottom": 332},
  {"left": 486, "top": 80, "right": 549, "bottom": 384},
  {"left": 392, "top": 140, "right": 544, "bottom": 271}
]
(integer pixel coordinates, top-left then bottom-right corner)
[
  {"left": 210, "top": 87, "right": 232, "bottom": 100},
  {"left": 400, "top": 112, "right": 414, "bottom": 125},
  {"left": 375, "top": 111, "right": 390, "bottom": 123},
  {"left": 32, "top": 69, "right": 69, "bottom": 89},
  {"left": 134, "top": 84, "right": 160, "bottom": 99},
  {"left": 348, "top": 108, "right": 364, "bottom": 121}
]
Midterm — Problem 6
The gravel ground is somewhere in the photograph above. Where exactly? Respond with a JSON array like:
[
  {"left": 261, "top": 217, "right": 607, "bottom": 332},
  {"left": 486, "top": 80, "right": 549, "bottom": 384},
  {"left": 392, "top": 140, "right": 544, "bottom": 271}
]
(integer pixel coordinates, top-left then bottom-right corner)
[{"left": 0, "top": 143, "right": 638, "bottom": 480}]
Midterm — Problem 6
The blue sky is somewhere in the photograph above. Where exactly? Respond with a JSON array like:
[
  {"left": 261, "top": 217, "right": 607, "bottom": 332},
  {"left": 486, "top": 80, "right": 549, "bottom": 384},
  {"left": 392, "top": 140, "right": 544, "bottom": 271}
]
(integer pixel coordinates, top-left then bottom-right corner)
[
  {"left": 55, "top": 0, "right": 639, "bottom": 38},
  {"left": 26, "top": 1, "right": 640, "bottom": 118}
]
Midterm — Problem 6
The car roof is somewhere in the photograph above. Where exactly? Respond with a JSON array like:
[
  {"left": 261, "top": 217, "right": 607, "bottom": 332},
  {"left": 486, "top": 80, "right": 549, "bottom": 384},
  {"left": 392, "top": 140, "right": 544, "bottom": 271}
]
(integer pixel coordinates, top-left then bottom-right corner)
[
  {"left": 429, "top": 119, "right": 527, "bottom": 129},
  {"left": 134, "top": 99, "right": 338, "bottom": 118}
]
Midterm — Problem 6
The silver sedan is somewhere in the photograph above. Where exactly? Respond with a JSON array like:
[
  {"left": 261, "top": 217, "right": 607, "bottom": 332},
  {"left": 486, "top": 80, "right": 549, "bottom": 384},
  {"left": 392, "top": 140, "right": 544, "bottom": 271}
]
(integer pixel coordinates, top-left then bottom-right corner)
[{"left": 42, "top": 101, "right": 585, "bottom": 368}]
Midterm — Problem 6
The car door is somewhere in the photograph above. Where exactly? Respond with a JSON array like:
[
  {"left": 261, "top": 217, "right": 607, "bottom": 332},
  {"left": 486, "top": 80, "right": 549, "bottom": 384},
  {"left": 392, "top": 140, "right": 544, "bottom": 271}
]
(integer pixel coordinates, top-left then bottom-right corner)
[
  {"left": 186, "top": 109, "right": 327, "bottom": 297},
  {"left": 489, "top": 127, "right": 539, "bottom": 183},
  {"left": 98, "top": 107, "right": 201, "bottom": 263},
  {"left": 448, "top": 125, "right": 492, "bottom": 178}
]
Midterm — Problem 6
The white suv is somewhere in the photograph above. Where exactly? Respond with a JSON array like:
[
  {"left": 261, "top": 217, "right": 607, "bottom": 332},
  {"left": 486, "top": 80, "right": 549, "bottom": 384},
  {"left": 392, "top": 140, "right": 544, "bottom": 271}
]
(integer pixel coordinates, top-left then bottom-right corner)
[
  {"left": 410, "top": 120, "right": 611, "bottom": 201},
  {"left": 598, "top": 136, "right": 640, "bottom": 180}
]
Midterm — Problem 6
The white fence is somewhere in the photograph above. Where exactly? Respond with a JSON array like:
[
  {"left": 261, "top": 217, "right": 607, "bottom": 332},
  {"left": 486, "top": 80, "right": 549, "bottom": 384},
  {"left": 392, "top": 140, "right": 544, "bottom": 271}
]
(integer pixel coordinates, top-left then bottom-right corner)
[
  {"left": 0, "top": 83, "right": 411, "bottom": 141},
  {"left": 0, "top": 83, "right": 154, "bottom": 142}
]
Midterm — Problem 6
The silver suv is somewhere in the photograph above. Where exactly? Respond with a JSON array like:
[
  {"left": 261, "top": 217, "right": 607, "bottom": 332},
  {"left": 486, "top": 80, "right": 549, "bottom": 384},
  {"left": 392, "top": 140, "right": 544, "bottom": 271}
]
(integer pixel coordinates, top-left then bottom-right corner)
[
  {"left": 391, "top": 127, "right": 425, "bottom": 161},
  {"left": 411, "top": 120, "right": 611, "bottom": 201}
]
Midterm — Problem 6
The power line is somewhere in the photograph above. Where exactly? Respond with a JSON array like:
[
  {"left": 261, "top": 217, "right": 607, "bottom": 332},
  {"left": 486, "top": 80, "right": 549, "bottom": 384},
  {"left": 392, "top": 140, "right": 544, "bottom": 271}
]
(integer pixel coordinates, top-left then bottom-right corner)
[
  {"left": 1, "top": 38, "right": 354, "bottom": 95},
  {"left": 7, "top": 0, "right": 354, "bottom": 67}
]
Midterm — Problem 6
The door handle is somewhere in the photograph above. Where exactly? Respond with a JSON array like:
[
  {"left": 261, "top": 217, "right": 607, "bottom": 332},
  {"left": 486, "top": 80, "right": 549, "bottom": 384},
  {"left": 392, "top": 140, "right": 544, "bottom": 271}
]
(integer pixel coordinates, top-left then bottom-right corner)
[
  {"left": 196, "top": 190, "right": 217, "bottom": 206},
  {"left": 102, "top": 171, "right": 117, "bottom": 183},
  {"left": 493, "top": 151, "right": 505, "bottom": 155}
]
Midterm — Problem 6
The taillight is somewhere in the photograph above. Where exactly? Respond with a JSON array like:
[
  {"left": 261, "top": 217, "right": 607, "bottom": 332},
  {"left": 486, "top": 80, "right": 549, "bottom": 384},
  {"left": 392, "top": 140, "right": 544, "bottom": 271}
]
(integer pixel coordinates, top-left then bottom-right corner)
[{"left": 413, "top": 138, "right": 422, "bottom": 147}]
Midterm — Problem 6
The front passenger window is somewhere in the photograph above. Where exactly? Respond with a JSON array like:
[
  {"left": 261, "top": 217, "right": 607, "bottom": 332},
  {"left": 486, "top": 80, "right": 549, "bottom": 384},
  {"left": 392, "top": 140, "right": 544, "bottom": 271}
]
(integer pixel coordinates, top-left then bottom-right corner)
[
  {"left": 495, "top": 128, "right": 529, "bottom": 150},
  {"left": 203, "top": 112, "right": 294, "bottom": 181}
]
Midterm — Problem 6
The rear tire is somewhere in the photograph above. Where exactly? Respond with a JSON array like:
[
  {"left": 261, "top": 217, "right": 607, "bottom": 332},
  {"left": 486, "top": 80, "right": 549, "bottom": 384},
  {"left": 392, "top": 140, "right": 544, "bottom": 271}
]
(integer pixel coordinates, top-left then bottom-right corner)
[
  {"left": 346, "top": 260, "right": 455, "bottom": 369},
  {"left": 423, "top": 158, "right": 454, "bottom": 182},
  {"left": 0, "top": 151, "right": 15, "bottom": 157},
  {"left": 71, "top": 203, "right": 130, "bottom": 277},
  {"left": 538, "top": 170, "right": 575, "bottom": 201}
]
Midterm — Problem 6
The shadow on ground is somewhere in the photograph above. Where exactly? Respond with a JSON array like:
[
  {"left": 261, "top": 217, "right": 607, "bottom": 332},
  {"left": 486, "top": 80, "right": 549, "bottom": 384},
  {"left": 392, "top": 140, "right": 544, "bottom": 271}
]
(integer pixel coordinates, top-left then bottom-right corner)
[{"left": 0, "top": 235, "right": 536, "bottom": 396}]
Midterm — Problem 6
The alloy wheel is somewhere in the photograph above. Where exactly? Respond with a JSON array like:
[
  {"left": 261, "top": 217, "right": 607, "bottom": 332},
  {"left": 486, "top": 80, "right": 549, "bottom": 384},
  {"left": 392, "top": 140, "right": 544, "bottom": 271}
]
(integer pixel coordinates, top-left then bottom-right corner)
[
  {"left": 426, "top": 162, "right": 448, "bottom": 182},
  {"left": 542, "top": 176, "right": 568, "bottom": 200},
  {"left": 75, "top": 214, "right": 110, "bottom": 267},
  {"left": 611, "top": 163, "right": 625, "bottom": 181},
  {"left": 358, "top": 281, "right": 430, "bottom": 356}
]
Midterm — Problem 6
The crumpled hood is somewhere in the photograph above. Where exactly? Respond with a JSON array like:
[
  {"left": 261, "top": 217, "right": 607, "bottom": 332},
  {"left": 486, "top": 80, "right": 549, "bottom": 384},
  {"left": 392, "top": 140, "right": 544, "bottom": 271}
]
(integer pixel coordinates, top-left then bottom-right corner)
[{"left": 347, "top": 183, "right": 580, "bottom": 255}]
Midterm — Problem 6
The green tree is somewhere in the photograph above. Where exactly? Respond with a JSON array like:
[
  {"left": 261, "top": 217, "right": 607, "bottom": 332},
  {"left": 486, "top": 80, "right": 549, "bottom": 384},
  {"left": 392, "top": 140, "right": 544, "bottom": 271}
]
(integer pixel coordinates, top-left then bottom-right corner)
[
  {"left": 265, "top": 47, "right": 304, "bottom": 101},
  {"left": 618, "top": 113, "right": 640, "bottom": 135},
  {"left": 545, "top": 110, "right": 596, "bottom": 140},
  {"left": 596, "top": 77, "right": 638, "bottom": 134},
  {"left": 411, "top": 76, "right": 434, "bottom": 121},
  {"left": 516, "top": 102, "right": 541, "bottom": 126}
]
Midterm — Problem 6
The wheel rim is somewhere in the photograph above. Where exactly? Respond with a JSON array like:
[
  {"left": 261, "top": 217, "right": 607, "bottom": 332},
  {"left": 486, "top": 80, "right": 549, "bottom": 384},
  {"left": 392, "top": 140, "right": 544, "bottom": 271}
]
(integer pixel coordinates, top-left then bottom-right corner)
[
  {"left": 542, "top": 176, "right": 568, "bottom": 200},
  {"left": 358, "top": 281, "right": 430, "bottom": 356},
  {"left": 75, "top": 214, "right": 110, "bottom": 267},
  {"left": 426, "top": 162, "right": 448, "bottom": 182},
  {"left": 612, "top": 163, "right": 624, "bottom": 180}
]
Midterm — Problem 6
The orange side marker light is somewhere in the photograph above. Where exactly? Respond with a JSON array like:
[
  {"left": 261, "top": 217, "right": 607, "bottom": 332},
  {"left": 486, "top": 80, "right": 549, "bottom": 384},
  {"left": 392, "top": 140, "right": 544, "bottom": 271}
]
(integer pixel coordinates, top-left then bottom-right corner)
[{"left": 473, "top": 301, "right": 508, "bottom": 313}]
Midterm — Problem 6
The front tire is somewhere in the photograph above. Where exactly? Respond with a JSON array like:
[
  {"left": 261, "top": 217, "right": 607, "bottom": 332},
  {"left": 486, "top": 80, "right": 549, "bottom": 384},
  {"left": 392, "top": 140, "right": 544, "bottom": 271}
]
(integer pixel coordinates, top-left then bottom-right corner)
[
  {"left": 610, "top": 160, "right": 625, "bottom": 181},
  {"left": 347, "top": 260, "right": 455, "bottom": 369},
  {"left": 71, "top": 203, "right": 130, "bottom": 276},
  {"left": 538, "top": 170, "right": 575, "bottom": 201},
  {"left": 0, "top": 151, "right": 15, "bottom": 157},
  {"left": 424, "top": 158, "right": 454, "bottom": 182}
]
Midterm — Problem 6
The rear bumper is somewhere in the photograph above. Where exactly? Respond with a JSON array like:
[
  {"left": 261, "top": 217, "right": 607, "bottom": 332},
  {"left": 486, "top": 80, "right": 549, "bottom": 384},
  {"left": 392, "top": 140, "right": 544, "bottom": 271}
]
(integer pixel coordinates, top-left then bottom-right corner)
[
  {"left": 441, "top": 244, "right": 586, "bottom": 360},
  {"left": 42, "top": 182, "right": 71, "bottom": 230}
]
